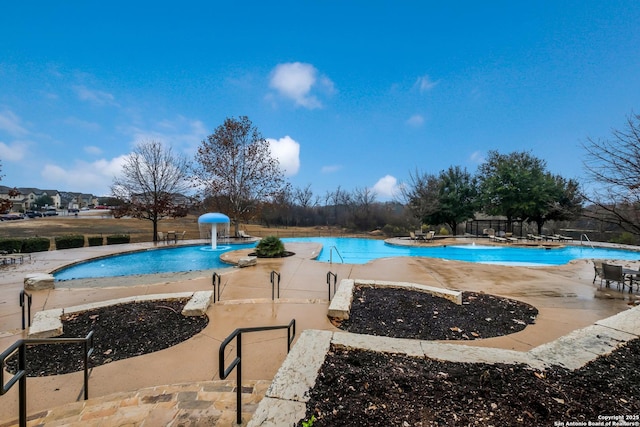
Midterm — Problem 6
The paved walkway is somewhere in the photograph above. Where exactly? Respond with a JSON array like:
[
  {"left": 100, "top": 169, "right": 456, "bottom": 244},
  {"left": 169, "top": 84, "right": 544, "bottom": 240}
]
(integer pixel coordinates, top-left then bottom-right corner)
[{"left": 0, "top": 238, "right": 638, "bottom": 425}]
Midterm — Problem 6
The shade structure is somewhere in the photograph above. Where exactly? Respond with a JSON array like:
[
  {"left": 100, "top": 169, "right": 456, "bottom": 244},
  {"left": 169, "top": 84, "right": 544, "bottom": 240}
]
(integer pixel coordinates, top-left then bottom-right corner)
[{"left": 197, "top": 213, "right": 230, "bottom": 250}]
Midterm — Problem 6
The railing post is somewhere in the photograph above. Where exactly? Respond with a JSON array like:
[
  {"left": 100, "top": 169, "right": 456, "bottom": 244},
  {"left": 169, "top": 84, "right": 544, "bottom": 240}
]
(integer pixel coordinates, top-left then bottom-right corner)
[
  {"left": 235, "top": 333, "right": 242, "bottom": 425},
  {"left": 18, "top": 344, "right": 27, "bottom": 427},
  {"left": 326, "top": 272, "right": 337, "bottom": 301},
  {"left": 212, "top": 272, "right": 221, "bottom": 303},
  {"left": 270, "top": 271, "right": 280, "bottom": 300},
  {"left": 19, "top": 291, "right": 32, "bottom": 330}
]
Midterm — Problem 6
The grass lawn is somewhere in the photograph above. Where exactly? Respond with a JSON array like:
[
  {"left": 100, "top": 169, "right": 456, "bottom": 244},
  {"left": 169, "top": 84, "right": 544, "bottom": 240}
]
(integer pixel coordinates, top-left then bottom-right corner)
[{"left": 0, "top": 212, "right": 367, "bottom": 244}]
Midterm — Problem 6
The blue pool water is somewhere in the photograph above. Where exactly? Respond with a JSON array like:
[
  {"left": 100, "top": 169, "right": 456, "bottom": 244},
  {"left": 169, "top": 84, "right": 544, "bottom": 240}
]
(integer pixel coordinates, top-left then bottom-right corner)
[
  {"left": 289, "top": 237, "right": 640, "bottom": 266},
  {"left": 53, "top": 237, "right": 640, "bottom": 281},
  {"left": 54, "top": 243, "right": 257, "bottom": 281}
]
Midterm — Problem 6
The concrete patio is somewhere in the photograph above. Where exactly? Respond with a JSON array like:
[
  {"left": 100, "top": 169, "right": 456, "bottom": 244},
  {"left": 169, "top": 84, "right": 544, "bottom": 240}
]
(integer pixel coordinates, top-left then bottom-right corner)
[{"left": 0, "top": 238, "right": 638, "bottom": 426}]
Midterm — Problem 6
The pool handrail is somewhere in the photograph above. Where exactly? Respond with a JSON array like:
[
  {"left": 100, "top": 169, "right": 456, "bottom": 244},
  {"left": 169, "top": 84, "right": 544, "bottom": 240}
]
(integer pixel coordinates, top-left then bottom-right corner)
[
  {"left": 580, "top": 234, "right": 595, "bottom": 249},
  {"left": 329, "top": 245, "right": 344, "bottom": 264},
  {"left": 219, "top": 319, "right": 295, "bottom": 425},
  {"left": 0, "top": 331, "right": 95, "bottom": 427}
]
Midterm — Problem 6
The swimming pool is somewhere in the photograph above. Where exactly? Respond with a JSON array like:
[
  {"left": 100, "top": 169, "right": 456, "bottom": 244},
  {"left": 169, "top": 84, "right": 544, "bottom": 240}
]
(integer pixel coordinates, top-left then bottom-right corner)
[
  {"left": 53, "top": 237, "right": 640, "bottom": 281},
  {"left": 54, "top": 243, "right": 257, "bottom": 281},
  {"left": 293, "top": 237, "right": 640, "bottom": 265}
]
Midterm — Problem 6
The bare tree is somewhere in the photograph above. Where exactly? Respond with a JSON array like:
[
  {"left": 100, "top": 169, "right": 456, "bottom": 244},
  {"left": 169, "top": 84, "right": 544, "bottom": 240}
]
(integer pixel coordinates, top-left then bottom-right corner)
[
  {"left": 582, "top": 113, "right": 640, "bottom": 236},
  {"left": 293, "top": 184, "right": 316, "bottom": 209},
  {"left": 111, "top": 140, "right": 192, "bottom": 242},
  {"left": 193, "top": 116, "right": 287, "bottom": 236},
  {"left": 0, "top": 160, "right": 20, "bottom": 213}
]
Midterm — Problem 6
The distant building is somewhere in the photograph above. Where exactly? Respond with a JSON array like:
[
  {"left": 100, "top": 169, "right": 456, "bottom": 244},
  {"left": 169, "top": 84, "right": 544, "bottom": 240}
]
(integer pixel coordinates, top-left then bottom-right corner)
[{"left": 0, "top": 186, "right": 97, "bottom": 212}]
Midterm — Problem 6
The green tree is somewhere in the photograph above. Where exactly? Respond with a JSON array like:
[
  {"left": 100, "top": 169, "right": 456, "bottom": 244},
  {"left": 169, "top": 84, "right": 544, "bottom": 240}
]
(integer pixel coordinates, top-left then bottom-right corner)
[
  {"left": 430, "top": 166, "right": 478, "bottom": 235},
  {"left": 111, "top": 140, "right": 192, "bottom": 242},
  {"left": 477, "top": 151, "right": 549, "bottom": 232},
  {"left": 402, "top": 167, "right": 477, "bottom": 234},
  {"left": 34, "top": 194, "right": 54, "bottom": 210},
  {"left": 193, "top": 116, "right": 287, "bottom": 237},
  {"left": 526, "top": 174, "right": 583, "bottom": 234}
]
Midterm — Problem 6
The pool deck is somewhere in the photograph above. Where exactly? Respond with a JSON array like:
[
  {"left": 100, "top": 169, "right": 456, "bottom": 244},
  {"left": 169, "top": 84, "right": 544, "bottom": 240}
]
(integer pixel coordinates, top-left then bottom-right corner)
[{"left": 1, "top": 237, "right": 639, "bottom": 425}]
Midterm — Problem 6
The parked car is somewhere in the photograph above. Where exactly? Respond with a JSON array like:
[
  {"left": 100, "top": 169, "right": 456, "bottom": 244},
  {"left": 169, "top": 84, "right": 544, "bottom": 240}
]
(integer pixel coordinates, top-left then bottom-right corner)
[
  {"left": 43, "top": 209, "right": 58, "bottom": 216},
  {"left": 0, "top": 213, "right": 23, "bottom": 221},
  {"left": 68, "top": 208, "right": 79, "bottom": 213},
  {"left": 25, "top": 211, "right": 43, "bottom": 218}
]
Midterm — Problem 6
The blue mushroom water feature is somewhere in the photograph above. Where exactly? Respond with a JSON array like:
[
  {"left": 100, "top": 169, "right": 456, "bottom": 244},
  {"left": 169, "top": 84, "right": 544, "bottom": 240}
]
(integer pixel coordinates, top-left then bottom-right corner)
[{"left": 198, "top": 213, "right": 231, "bottom": 250}]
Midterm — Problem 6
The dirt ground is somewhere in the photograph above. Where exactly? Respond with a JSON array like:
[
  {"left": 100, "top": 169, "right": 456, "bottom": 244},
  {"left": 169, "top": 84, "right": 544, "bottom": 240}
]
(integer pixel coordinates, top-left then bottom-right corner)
[{"left": 0, "top": 213, "right": 369, "bottom": 244}]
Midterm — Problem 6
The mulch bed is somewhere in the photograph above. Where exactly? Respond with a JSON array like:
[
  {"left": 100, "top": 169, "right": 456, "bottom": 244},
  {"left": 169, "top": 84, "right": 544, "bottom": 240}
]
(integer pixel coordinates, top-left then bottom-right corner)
[
  {"left": 335, "top": 287, "right": 539, "bottom": 340},
  {"left": 6, "top": 299, "right": 208, "bottom": 376},
  {"left": 299, "top": 286, "right": 640, "bottom": 426}
]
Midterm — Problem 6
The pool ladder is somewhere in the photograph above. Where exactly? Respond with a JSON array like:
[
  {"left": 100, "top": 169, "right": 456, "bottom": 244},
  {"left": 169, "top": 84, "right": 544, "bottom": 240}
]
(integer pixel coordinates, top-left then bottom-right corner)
[
  {"left": 329, "top": 246, "right": 344, "bottom": 264},
  {"left": 580, "top": 234, "right": 594, "bottom": 249}
]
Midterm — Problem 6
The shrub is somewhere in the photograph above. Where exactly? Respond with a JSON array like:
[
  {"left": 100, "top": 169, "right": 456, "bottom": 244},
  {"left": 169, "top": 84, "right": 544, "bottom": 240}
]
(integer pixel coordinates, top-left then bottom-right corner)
[
  {"left": 88, "top": 236, "right": 104, "bottom": 246},
  {"left": 0, "top": 238, "right": 24, "bottom": 253},
  {"left": 55, "top": 235, "right": 85, "bottom": 250},
  {"left": 439, "top": 227, "right": 449, "bottom": 235},
  {"left": 106, "top": 234, "right": 131, "bottom": 245},
  {"left": 610, "top": 232, "right": 637, "bottom": 246},
  {"left": 255, "top": 235, "right": 285, "bottom": 257},
  {"left": 21, "top": 237, "right": 51, "bottom": 253}
]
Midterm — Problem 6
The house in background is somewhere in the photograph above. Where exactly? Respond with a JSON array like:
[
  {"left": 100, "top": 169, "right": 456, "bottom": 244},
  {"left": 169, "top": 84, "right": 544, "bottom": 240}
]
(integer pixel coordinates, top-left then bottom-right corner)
[
  {"left": 0, "top": 186, "right": 96, "bottom": 212},
  {"left": 60, "top": 192, "right": 99, "bottom": 210}
]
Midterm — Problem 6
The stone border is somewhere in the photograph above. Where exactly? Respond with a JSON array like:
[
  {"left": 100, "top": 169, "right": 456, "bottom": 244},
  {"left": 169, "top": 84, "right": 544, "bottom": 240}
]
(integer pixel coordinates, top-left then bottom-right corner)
[
  {"left": 328, "top": 279, "right": 462, "bottom": 320},
  {"left": 248, "top": 305, "right": 640, "bottom": 426},
  {"left": 28, "top": 291, "right": 213, "bottom": 338}
]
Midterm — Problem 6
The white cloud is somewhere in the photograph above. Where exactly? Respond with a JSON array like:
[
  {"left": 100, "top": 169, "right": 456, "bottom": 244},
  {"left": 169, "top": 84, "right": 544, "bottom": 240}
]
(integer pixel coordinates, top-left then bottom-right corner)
[
  {"left": 269, "top": 62, "right": 334, "bottom": 109},
  {"left": 73, "top": 85, "right": 117, "bottom": 106},
  {"left": 0, "top": 110, "right": 29, "bottom": 137},
  {"left": 469, "top": 151, "right": 485, "bottom": 164},
  {"left": 373, "top": 175, "right": 400, "bottom": 199},
  {"left": 406, "top": 114, "right": 424, "bottom": 127},
  {"left": 41, "top": 155, "right": 128, "bottom": 195},
  {"left": 124, "top": 116, "right": 208, "bottom": 155},
  {"left": 414, "top": 75, "right": 438, "bottom": 93},
  {"left": 64, "top": 116, "right": 101, "bottom": 132},
  {"left": 267, "top": 135, "right": 300, "bottom": 176},
  {"left": 0, "top": 140, "right": 28, "bottom": 161},
  {"left": 321, "top": 164, "right": 342, "bottom": 174},
  {"left": 84, "top": 145, "right": 103, "bottom": 155}
]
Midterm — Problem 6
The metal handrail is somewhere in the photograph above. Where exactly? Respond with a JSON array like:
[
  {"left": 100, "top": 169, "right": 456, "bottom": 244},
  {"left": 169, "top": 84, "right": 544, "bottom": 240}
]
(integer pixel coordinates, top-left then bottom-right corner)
[
  {"left": 581, "top": 234, "right": 594, "bottom": 249},
  {"left": 0, "top": 331, "right": 95, "bottom": 427},
  {"left": 326, "top": 271, "right": 337, "bottom": 300},
  {"left": 329, "top": 246, "right": 344, "bottom": 264},
  {"left": 212, "top": 272, "right": 221, "bottom": 302},
  {"left": 270, "top": 270, "right": 281, "bottom": 300},
  {"left": 219, "top": 319, "right": 296, "bottom": 425},
  {"left": 19, "top": 290, "right": 32, "bottom": 330}
]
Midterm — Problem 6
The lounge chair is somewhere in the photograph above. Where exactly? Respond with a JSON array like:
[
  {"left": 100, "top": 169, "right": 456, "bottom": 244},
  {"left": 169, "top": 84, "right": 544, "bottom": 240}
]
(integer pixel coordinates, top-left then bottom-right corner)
[
  {"left": 156, "top": 232, "right": 167, "bottom": 244},
  {"left": 409, "top": 231, "right": 417, "bottom": 241},
  {"left": 489, "top": 231, "right": 507, "bottom": 243},
  {"left": 425, "top": 231, "right": 436, "bottom": 241},
  {"left": 238, "top": 230, "right": 252, "bottom": 239}
]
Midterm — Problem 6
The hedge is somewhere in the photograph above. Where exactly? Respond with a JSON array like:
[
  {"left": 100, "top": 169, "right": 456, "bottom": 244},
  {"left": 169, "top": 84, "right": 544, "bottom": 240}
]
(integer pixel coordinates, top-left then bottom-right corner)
[
  {"left": 55, "top": 235, "right": 85, "bottom": 250},
  {"left": 21, "top": 237, "right": 51, "bottom": 253},
  {"left": 88, "top": 236, "right": 104, "bottom": 246},
  {"left": 0, "top": 238, "right": 23, "bottom": 253},
  {"left": 106, "top": 234, "right": 130, "bottom": 245}
]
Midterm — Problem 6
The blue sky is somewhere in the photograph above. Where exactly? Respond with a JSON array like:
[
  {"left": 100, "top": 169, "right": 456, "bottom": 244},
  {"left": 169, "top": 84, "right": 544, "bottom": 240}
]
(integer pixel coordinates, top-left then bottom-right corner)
[{"left": 1, "top": 1, "right": 639, "bottom": 201}]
